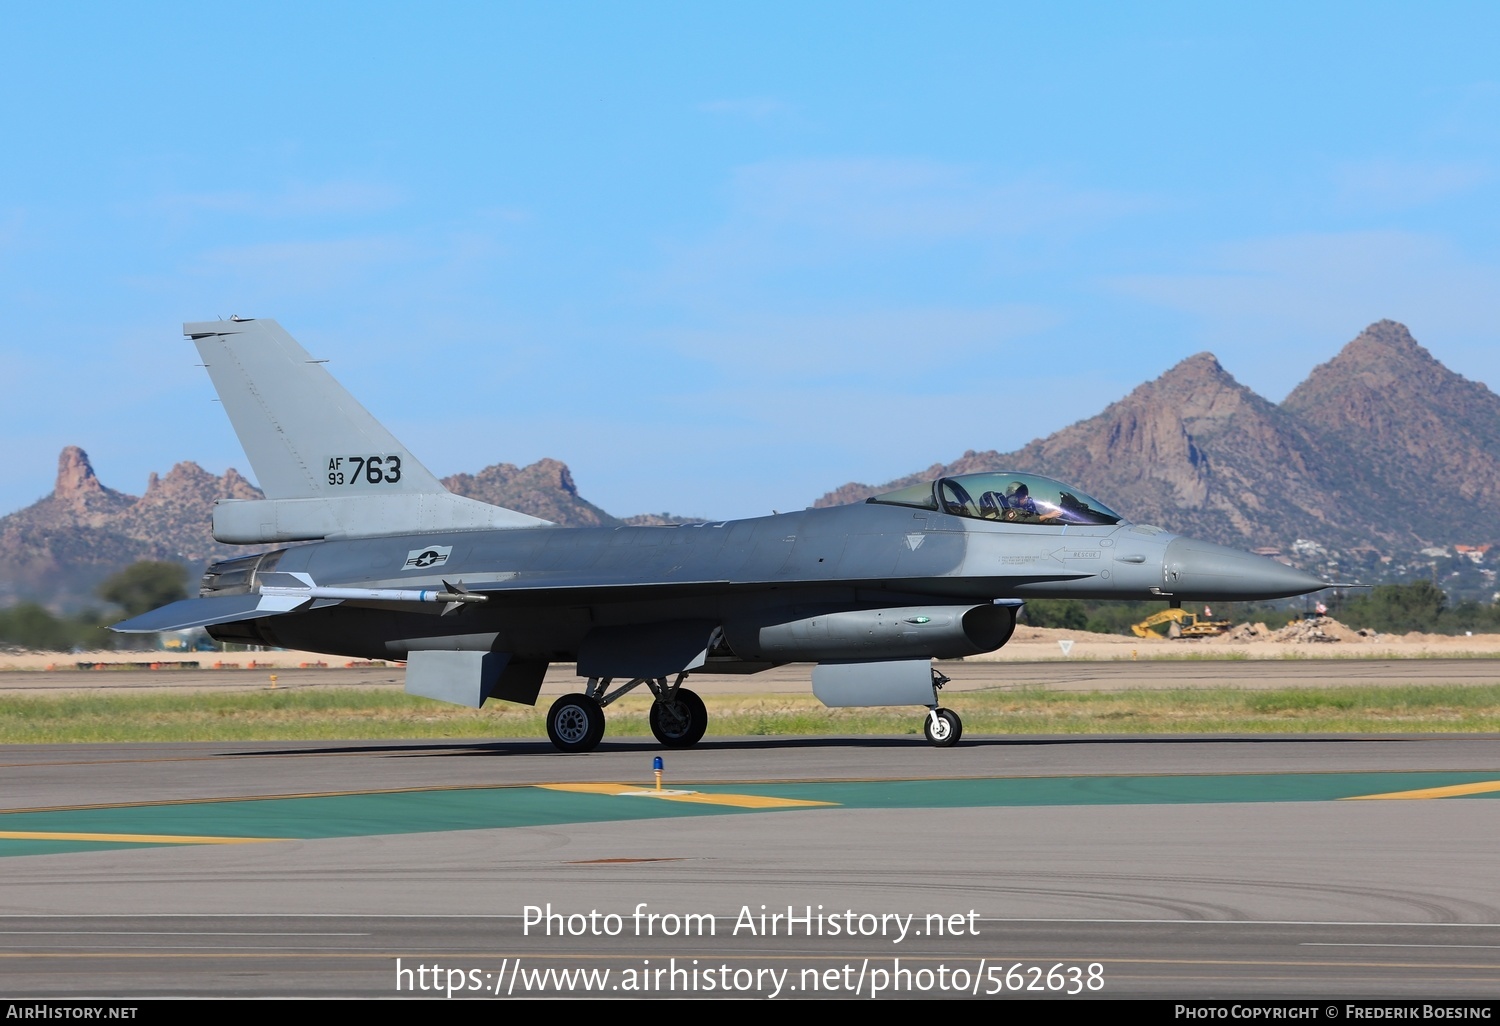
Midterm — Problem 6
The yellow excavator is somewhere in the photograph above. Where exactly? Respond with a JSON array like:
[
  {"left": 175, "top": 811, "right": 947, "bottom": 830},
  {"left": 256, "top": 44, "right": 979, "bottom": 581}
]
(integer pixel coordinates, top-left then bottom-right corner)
[{"left": 1131, "top": 608, "right": 1232, "bottom": 639}]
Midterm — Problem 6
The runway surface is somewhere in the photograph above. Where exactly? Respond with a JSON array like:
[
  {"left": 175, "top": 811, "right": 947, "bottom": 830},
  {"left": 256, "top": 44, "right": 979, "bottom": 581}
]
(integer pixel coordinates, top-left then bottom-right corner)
[{"left": 0, "top": 661, "right": 1496, "bottom": 999}]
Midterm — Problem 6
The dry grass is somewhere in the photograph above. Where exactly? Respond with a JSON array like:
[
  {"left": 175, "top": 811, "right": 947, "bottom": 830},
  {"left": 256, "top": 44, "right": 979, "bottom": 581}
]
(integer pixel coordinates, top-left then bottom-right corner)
[{"left": 0, "top": 684, "right": 1497, "bottom": 743}]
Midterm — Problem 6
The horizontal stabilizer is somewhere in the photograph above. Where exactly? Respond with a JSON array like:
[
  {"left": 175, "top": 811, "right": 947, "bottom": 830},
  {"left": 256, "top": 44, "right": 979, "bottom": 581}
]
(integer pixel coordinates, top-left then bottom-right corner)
[
  {"left": 110, "top": 593, "right": 317, "bottom": 634},
  {"left": 212, "top": 493, "right": 546, "bottom": 543}
]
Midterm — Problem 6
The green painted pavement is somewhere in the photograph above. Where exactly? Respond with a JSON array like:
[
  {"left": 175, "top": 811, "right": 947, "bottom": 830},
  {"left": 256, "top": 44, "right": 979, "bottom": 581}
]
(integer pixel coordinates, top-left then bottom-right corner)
[
  {"left": 0, "top": 770, "right": 1494, "bottom": 858},
  {"left": 710, "top": 770, "right": 1500, "bottom": 808},
  {"left": 0, "top": 787, "right": 734, "bottom": 858}
]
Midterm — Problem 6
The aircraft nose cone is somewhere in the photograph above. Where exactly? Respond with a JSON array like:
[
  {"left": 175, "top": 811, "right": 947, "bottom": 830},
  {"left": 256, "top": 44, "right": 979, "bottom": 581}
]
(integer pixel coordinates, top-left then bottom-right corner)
[{"left": 1163, "top": 537, "right": 1327, "bottom": 600}]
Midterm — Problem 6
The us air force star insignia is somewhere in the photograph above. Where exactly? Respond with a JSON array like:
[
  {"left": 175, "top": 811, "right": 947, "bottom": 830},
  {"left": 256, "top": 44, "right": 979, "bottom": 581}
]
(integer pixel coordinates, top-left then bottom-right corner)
[
  {"left": 403, "top": 545, "right": 453, "bottom": 570},
  {"left": 905, "top": 533, "right": 925, "bottom": 551}
]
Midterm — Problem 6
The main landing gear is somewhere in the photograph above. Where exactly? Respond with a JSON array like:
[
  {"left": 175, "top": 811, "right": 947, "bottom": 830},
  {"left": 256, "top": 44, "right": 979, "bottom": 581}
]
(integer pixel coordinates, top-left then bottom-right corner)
[
  {"left": 545, "top": 693, "right": 606, "bottom": 753},
  {"left": 923, "top": 668, "right": 962, "bottom": 747},
  {"left": 648, "top": 687, "right": 708, "bottom": 748},
  {"left": 545, "top": 672, "right": 708, "bottom": 754}
]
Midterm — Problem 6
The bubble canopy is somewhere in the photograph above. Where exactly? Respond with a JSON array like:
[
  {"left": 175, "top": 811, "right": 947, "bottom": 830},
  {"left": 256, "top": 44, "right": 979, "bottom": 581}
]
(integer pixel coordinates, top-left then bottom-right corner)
[{"left": 867, "top": 472, "right": 1124, "bottom": 527}]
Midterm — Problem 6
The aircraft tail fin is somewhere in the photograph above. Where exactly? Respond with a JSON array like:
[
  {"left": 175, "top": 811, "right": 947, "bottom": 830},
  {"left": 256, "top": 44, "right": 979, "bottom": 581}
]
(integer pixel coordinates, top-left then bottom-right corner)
[
  {"left": 188, "top": 317, "right": 445, "bottom": 499},
  {"left": 187, "top": 318, "right": 550, "bottom": 542}
]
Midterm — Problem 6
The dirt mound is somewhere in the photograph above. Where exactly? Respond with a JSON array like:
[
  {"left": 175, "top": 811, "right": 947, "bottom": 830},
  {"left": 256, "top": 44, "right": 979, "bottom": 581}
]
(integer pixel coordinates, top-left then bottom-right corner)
[
  {"left": 1213, "top": 621, "right": 1273, "bottom": 642},
  {"left": 1208, "top": 616, "right": 1388, "bottom": 644},
  {"left": 1263, "top": 616, "right": 1374, "bottom": 643}
]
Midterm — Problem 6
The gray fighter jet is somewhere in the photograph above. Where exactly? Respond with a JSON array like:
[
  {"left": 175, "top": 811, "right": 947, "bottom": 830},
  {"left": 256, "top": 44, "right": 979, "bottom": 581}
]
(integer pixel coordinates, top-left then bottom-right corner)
[{"left": 116, "top": 319, "right": 1330, "bottom": 751}]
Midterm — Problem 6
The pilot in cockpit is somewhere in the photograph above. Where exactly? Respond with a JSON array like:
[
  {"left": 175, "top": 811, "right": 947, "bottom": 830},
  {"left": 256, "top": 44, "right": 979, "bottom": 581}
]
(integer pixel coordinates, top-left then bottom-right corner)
[{"left": 1004, "top": 482, "right": 1062, "bottom": 522}]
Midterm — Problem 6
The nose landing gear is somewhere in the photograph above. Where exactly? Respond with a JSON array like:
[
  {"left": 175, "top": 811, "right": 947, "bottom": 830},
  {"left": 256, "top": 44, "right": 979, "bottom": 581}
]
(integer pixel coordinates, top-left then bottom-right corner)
[
  {"left": 923, "top": 706, "right": 962, "bottom": 746},
  {"left": 922, "top": 668, "right": 962, "bottom": 747}
]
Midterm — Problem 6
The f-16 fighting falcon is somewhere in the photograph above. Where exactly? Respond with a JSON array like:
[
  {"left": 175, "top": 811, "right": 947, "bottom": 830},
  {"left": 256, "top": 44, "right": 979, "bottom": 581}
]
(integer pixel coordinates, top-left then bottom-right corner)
[{"left": 115, "top": 319, "right": 1331, "bottom": 752}]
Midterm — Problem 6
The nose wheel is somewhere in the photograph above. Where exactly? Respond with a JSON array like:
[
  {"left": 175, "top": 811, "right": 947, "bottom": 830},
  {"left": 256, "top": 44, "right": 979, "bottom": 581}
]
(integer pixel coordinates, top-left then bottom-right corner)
[
  {"left": 921, "top": 668, "right": 961, "bottom": 747},
  {"left": 923, "top": 707, "right": 962, "bottom": 747}
]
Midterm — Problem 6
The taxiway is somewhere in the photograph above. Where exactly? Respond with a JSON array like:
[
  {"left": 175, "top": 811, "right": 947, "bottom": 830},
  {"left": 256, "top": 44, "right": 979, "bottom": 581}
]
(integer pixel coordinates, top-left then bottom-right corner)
[{"left": 0, "top": 661, "right": 1495, "bottom": 999}]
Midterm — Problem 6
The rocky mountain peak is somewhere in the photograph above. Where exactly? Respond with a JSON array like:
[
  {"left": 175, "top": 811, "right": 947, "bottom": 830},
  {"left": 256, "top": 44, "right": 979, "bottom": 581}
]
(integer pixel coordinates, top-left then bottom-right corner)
[
  {"left": 1284, "top": 321, "right": 1491, "bottom": 423},
  {"left": 218, "top": 467, "right": 260, "bottom": 500},
  {"left": 1344, "top": 319, "right": 1430, "bottom": 362},
  {"left": 818, "top": 320, "right": 1500, "bottom": 549},
  {"left": 1289, "top": 320, "right": 1441, "bottom": 398},
  {"left": 534, "top": 458, "right": 579, "bottom": 496},
  {"left": 1129, "top": 351, "right": 1263, "bottom": 424},
  {"left": 1159, "top": 350, "right": 1228, "bottom": 384},
  {"left": 811, "top": 353, "right": 1262, "bottom": 512},
  {"left": 139, "top": 461, "right": 261, "bottom": 506},
  {"left": 55, "top": 446, "right": 101, "bottom": 499},
  {"left": 442, "top": 458, "right": 612, "bottom": 527},
  {"left": 3, "top": 449, "right": 685, "bottom": 610},
  {"left": 1281, "top": 322, "right": 1500, "bottom": 540},
  {"left": 52, "top": 446, "right": 128, "bottom": 516}
]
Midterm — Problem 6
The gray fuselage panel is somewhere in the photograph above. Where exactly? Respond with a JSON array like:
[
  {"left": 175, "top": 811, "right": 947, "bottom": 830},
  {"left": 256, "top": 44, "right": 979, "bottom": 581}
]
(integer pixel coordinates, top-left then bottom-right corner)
[{"left": 207, "top": 501, "right": 1133, "bottom": 661}]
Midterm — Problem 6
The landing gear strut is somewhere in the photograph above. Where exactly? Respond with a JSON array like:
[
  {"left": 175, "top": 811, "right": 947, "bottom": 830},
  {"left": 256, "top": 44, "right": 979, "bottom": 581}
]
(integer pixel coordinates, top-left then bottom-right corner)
[
  {"left": 922, "top": 668, "right": 962, "bottom": 747},
  {"left": 544, "top": 673, "right": 710, "bottom": 753}
]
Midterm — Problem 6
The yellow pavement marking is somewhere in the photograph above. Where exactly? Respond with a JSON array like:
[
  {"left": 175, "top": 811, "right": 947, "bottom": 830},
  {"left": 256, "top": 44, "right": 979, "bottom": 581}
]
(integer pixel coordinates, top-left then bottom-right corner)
[
  {"left": 536, "top": 782, "right": 836, "bottom": 809},
  {"left": 1344, "top": 780, "right": 1500, "bottom": 801},
  {"left": 0, "top": 830, "right": 283, "bottom": 845}
]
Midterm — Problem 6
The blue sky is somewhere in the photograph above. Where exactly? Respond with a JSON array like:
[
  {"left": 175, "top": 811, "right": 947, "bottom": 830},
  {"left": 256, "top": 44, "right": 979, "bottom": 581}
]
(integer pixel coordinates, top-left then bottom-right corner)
[{"left": 4, "top": 3, "right": 1499, "bottom": 521}]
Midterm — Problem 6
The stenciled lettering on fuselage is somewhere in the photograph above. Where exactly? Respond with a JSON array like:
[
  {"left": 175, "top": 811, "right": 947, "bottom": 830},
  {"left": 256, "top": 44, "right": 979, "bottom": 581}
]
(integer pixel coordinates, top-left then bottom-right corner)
[
  {"left": 403, "top": 545, "right": 453, "bottom": 570},
  {"left": 325, "top": 454, "right": 404, "bottom": 487}
]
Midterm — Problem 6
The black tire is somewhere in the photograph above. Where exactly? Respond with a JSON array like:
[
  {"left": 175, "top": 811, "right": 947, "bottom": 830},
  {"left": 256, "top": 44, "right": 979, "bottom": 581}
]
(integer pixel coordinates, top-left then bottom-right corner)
[
  {"left": 547, "top": 693, "right": 605, "bottom": 753},
  {"left": 923, "top": 707, "right": 962, "bottom": 747},
  {"left": 649, "top": 688, "right": 708, "bottom": 748}
]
